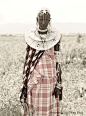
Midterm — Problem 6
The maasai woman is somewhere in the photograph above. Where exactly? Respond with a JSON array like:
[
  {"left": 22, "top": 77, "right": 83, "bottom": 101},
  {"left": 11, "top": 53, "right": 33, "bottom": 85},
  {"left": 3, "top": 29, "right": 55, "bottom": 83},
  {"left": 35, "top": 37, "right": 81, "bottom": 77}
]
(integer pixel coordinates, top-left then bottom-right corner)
[{"left": 20, "top": 7, "right": 63, "bottom": 116}]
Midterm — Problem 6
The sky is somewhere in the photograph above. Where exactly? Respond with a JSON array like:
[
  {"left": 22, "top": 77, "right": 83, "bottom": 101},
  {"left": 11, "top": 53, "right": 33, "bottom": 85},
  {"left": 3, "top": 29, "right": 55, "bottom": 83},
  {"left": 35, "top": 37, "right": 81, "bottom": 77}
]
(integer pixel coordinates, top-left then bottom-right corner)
[{"left": 0, "top": 0, "right": 86, "bottom": 24}]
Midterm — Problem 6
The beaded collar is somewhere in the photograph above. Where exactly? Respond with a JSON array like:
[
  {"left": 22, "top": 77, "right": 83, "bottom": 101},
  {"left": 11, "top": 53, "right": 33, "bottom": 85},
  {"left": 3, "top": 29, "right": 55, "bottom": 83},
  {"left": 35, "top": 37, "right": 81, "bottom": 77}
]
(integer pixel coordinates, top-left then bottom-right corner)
[{"left": 25, "top": 26, "right": 61, "bottom": 50}]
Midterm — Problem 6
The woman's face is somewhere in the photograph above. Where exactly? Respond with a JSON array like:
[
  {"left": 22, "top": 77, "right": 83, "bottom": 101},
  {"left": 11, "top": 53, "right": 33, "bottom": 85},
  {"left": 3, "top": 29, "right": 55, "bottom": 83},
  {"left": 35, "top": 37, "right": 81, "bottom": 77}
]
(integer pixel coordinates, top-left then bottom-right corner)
[{"left": 37, "top": 12, "right": 50, "bottom": 30}]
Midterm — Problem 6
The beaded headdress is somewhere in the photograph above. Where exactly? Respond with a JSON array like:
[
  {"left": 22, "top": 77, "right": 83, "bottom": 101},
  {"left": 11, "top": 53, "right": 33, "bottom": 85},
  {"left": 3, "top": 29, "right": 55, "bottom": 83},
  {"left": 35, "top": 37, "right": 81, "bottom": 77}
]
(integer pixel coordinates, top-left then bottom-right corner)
[{"left": 25, "top": 8, "right": 61, "bottom": 50}]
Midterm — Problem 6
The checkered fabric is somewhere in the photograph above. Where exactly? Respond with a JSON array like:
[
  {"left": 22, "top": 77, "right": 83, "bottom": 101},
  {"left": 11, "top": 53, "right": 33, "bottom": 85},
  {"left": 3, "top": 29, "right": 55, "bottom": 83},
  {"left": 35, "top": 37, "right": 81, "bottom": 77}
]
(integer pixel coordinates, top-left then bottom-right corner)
[
  {"left": 25, "top": 46, "right": 60, "bottom": 116},
  {"left": 20, "top": 44, "right": 45, "bottom": 103}
]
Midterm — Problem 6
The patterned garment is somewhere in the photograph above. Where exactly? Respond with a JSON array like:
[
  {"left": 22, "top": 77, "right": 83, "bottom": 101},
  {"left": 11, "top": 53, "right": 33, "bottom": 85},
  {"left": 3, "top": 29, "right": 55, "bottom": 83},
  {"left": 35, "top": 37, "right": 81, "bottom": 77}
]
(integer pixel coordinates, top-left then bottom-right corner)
[
  {"left": 20, "top": 44, "right": 44, "bottom": 103},
  {"left": 24, "top": 46, "right": 60, "bottom": 116}
]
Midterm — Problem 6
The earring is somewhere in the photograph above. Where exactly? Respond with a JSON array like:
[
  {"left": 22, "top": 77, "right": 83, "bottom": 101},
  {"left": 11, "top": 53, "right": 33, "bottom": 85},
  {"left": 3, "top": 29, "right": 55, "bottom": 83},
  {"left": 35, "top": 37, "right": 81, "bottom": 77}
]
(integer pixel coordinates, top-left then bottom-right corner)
[{"left": 47, "top": 22, "right": 51, "bottom": 33}]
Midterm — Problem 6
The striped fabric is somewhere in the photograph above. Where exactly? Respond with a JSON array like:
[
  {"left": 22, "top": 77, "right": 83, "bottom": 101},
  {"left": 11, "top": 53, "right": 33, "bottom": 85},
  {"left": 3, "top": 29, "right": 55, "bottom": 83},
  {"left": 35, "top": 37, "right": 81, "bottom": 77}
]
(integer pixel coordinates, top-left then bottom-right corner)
[
  {"left": 20, "top": 44, "right": 44, "bottom": 103},
  {"left": 24, "top": 46, "right": 60, "bottom": 116}
]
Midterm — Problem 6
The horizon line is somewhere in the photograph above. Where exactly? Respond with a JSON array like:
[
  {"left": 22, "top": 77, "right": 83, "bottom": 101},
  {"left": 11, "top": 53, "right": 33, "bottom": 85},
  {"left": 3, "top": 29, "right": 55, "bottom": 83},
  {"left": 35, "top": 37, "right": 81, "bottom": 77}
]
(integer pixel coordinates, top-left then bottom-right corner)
[{"left": 0, "top": 22, "right": 86, "bottom": 24}]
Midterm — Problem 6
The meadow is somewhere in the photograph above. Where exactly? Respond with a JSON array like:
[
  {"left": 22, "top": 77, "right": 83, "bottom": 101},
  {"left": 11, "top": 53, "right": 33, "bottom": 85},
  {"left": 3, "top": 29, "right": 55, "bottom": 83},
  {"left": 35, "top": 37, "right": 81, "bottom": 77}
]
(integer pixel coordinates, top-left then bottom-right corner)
[{"left": 0, "top": 33, "right": 86, "bottom": 116}]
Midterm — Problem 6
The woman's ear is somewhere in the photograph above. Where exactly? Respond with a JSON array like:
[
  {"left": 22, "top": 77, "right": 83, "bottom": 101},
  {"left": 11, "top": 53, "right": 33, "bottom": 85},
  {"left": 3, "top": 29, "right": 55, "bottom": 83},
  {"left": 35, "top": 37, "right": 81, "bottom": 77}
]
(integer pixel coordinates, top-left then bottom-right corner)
[{"left": 36, "top": 17, "right": 38, "bottom": 22}]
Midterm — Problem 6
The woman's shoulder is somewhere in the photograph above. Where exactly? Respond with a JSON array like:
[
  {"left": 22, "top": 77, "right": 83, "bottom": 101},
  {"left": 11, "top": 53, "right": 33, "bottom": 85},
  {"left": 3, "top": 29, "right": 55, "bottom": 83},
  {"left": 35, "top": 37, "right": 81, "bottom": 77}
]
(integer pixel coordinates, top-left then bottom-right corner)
[{"left": 24, "top": 25, "right": 61, "bottom": 50}]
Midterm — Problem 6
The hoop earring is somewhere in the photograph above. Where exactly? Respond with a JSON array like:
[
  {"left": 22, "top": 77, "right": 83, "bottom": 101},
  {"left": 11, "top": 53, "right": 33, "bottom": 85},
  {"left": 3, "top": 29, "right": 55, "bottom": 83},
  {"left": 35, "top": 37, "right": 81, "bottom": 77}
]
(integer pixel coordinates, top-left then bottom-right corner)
[
  {"left": 47, "top": 22, "right": 51, "bottom": 33},
  {"left": 36, "top": 22, "right": 39, "bottom": 30}
]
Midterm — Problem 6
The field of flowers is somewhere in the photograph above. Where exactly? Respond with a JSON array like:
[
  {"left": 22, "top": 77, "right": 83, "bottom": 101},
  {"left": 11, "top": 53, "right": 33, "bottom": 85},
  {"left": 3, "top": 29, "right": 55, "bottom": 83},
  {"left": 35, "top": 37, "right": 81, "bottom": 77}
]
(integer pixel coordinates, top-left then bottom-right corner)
[{"left": 0, "top": 33, "right": 86, "bottom": 116}]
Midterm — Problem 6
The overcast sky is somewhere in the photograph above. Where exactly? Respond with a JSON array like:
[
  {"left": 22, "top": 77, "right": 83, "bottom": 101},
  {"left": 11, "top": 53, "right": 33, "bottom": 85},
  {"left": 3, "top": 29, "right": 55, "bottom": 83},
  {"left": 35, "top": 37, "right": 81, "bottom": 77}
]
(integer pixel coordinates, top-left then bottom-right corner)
[{"left": 0, "top": 0, "right": 86, "bottom": 24}]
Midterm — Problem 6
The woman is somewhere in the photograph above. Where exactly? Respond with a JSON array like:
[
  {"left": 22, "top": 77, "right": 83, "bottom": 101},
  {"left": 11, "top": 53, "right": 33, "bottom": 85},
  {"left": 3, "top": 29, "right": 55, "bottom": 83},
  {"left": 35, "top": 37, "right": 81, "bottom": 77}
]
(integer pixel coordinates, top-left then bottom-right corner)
[{"left": 20, "top": 8, "right": 62, "bottom": 116}]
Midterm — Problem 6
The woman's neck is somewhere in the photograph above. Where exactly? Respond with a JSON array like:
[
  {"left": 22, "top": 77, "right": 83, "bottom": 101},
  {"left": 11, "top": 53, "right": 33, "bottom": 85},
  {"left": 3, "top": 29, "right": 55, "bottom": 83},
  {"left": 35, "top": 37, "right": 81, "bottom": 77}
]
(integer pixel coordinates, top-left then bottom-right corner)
[
  {"left": 38, "top": 28, "right": 48, "bottom": 34},
  {"left": 38, "top": 30, "right": 48, "bottom": 34}
]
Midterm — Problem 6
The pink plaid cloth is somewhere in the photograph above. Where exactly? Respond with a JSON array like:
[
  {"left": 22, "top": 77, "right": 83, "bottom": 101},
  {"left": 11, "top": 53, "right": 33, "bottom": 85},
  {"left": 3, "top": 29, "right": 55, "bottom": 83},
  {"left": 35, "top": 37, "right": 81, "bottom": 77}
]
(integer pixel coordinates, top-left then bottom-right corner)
[{"left": 25, "top": 46, "right": 60, "bottom": 116}]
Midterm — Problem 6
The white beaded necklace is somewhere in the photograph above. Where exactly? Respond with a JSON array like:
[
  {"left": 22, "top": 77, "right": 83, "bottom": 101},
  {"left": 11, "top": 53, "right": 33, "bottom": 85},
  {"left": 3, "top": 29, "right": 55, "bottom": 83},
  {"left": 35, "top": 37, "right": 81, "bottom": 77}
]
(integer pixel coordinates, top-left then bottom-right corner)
[{"left": 38, "top": 28, "right": 48, "bottom": 32}]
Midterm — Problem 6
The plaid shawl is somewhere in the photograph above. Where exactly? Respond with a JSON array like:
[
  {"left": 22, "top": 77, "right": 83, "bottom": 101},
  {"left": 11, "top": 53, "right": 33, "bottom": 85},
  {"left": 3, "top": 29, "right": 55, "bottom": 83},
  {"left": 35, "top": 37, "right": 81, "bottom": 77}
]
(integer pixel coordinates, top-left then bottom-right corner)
[{"left": 20, "top": 43, "right": 45, "bottom": 103}]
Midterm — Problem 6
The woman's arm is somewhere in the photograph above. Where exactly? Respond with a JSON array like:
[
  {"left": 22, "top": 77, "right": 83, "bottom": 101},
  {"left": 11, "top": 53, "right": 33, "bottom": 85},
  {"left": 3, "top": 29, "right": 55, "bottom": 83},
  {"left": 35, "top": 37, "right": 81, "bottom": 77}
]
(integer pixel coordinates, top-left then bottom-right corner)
[{"left": 54, "top": 37, "right": 63, "bottom": 100}]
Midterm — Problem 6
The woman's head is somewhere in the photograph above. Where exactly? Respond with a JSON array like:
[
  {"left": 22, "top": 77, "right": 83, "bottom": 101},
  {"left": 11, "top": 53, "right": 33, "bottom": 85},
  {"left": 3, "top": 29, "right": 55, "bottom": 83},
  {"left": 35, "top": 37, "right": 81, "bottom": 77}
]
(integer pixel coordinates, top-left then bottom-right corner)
[{"left": 36, "top": 8, "right": 51, "bottom": 31}]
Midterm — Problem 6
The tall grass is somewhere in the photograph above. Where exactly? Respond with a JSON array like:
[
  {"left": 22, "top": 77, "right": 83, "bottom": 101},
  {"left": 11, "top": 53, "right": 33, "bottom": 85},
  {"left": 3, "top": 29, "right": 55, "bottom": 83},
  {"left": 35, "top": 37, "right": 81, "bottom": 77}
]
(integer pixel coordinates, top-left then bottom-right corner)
[{"left": 0, "top": 34, "right": 86, "bottom": 116}]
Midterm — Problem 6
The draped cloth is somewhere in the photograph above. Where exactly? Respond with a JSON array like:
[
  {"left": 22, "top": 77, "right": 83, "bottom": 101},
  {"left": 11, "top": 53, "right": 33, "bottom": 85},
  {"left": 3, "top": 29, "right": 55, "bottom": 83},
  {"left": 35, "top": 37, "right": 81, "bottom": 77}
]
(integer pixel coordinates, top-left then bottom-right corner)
[
  {"left": 20, "top": 26, "right": 62, "bottom": 116},
  {"left": 20, "top": 44, "right": 45, "bottom": 103},
  {"left": 20, "top": 46, "right": 60, "bottom": 116}
]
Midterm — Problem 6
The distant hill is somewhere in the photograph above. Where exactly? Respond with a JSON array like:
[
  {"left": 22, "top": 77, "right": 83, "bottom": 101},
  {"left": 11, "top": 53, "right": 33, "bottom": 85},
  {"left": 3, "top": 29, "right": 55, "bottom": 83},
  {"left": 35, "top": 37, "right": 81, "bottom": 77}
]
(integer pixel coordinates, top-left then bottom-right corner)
[{"left": 0, "top": 23, "right": 86, "bottom": 34}]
